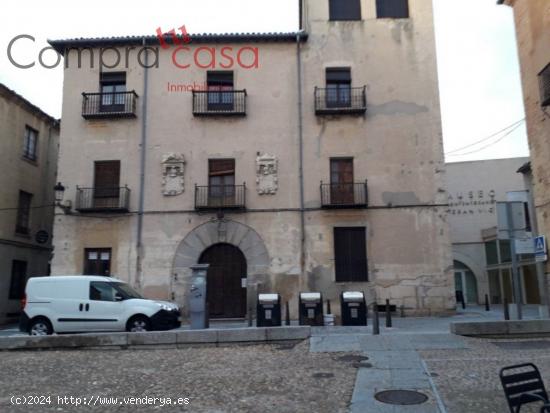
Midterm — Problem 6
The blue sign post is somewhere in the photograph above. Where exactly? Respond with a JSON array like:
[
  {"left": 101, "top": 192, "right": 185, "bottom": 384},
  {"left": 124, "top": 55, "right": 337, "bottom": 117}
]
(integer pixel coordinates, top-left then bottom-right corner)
[{"left": 535, "top": 236, "right": 547, "bottom": 263}]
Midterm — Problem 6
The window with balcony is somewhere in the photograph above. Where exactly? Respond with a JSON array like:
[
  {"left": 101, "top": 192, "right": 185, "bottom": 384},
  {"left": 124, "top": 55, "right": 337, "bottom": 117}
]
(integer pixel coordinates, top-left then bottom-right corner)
[
  {"left": 195, "top": 159, "right": 246, "bottom": 209},
  {"left": 193, "top": 71, "right": 246, "bottom": 116},
  {"left": 82, "top": 72, "right": 137, "bottom": 118},
  {"left": 329, "top": 0, "right": 361, "bottom": 21},
  {"left": 15, "top": 190, "right": 32, "bottom": 235},
  {"left": 376, "top": 0, "right": 409, "bottom": 18},
  {"left": 321, "top": 159, "right": 368, "bottom": 208},
  {"left": 315, "top": 68, "right": 366, "bottom": 115},
  {"left": 76, "top": 161, "right": 129, "bottom": 212},
  {"left": 23, "top": 126, "right": 38, "bottom": 162},
  {"left": 334, "top": 227, "right": 368, "bottom": 282}
]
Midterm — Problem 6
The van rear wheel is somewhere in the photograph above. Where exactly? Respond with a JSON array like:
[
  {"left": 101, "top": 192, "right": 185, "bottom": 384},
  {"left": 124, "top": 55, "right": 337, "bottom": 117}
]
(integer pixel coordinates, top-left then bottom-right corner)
[
  {"left": 127, "top": 316, "right": 151, "bottom": 332},
  {"left": 29, "top": 318, "right": 53, "bottom": 336}
]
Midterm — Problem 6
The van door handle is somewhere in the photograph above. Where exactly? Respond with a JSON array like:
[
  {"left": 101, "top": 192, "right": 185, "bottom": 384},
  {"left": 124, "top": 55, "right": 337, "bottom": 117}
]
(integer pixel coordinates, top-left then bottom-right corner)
[
  {"left": 79, "top": 303, "right": 83, "bottom": 311},
  {"left": 85, "top": 303, "right": 89, "bottom": 311}
]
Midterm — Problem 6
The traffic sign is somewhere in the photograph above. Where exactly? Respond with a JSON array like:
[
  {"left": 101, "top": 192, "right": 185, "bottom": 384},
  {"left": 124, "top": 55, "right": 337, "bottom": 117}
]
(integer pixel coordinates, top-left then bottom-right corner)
[{"left": 535, "top": 235, "right": 547, "bottom": 262}]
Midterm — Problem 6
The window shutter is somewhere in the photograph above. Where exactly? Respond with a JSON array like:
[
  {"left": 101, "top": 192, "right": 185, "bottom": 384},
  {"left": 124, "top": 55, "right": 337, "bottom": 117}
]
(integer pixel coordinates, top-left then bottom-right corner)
[
  {"left": 326, "top": 68, "right": 351, "bottom": 83},
  {"left": 334, "top": 227, "right": 368, "bottom": 282},
  {"left": 539, "top": 63, "right": 550, "bottom": 107},
  {"left": 329, "top": 0, "right": 361, "bottom": 21},
  {"left": 207, "top": 71, "right": 234, "bottom": 87},
  {"left": 209, "top": 159, "right": 235, "bottom": 176},
  {"left": 100, "top": 72, "right": 126, "bottom": 85}
]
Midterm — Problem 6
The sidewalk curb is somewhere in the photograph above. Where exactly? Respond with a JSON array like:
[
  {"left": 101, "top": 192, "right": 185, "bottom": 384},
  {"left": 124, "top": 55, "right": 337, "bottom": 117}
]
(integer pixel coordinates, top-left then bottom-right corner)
[
  {"left": 451, "top": 320, "right": 550, "bottom": 337},
  {"left": 0, "top": 326, "right": 310, "bottom": 351}
]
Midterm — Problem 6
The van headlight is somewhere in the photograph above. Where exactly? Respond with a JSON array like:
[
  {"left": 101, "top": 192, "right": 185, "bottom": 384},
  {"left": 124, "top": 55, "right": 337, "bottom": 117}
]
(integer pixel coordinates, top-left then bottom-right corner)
[{"left": 157, "top": 303, "right": 173, "bottom": 311}]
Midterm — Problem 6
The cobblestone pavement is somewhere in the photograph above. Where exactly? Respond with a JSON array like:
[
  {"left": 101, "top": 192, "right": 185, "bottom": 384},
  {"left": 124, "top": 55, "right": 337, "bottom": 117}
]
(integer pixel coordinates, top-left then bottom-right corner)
[
  {"left": 0, "top": 341, "right": 358, "bottom": 413},
  {"left": 421, "top": 337, "right": 550, "bottom": 413}
]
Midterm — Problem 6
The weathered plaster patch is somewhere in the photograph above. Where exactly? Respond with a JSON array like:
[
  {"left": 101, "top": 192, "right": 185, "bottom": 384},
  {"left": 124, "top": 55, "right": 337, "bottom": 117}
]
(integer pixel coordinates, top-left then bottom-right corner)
[
  {"left": 382, "top": 191, "right": 421, "bottom": 206},
  {"left": 368, "top": 100, "right": 428, "bottom": 116}
]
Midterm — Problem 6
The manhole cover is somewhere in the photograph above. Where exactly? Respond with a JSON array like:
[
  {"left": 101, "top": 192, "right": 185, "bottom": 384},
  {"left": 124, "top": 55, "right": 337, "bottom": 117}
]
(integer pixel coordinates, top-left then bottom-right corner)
[
  {"left": 338, "top": 355, "right": 369, "bottom": 362},
  {"left": 374, "top": 390, "right": 428, "bottom": 405},
  {"left": 492, "top": 341, "right": 550, "bottom": 350},
  {"left": 312, "top": 372, "right": 335, "bottom": 379}
]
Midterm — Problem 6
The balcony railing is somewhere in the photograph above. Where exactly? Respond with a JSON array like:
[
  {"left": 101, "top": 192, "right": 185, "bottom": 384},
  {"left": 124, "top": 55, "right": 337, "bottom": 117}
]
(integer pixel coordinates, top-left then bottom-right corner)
[
  {"left": 195, "top": 184, "right": 246, "bottom": 210},
  {"left": 192, "top": 90, "right": 247, "bottom": 116},
  {"left": 320, "top": 182, "right": 368, "bottom": 208},
  {"left": 82, "top": 91, "right": 138, "bottom": 119},
  {"left": 314, "top": 86, "right": 367, "bottom": 115},
  {"left": 75, "top": 187, "right": 130, "bottom": 212}
]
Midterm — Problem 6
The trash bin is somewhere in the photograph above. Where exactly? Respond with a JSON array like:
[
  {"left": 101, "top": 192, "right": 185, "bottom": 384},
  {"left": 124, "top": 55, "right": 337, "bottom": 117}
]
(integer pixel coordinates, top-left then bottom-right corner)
[
  {"left": 257, "top": 293, "right": 281, "bottom": 327},
  {"left": 340, "top": 291, "right": 367, "bottom": 326},
  {"left": 299, "top": 292, "right": 324, "bottom": 326},
  {"left": 188, "top": 264, "right": 209, "bottom": 330}
]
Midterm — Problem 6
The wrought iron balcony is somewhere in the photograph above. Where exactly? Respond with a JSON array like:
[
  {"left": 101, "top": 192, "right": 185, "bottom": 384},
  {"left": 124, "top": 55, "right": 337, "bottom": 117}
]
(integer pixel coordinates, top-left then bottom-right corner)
[
  {"left": 192, "top": 90, "right": 247, "bottom": 116},
  {"left": 320, "top": 182, "right": 368, "bottom": 208},
  {"left": 195, "top": 184, "right": 246, "bottom": 210},
  {"left": 314, "top": 86, "right": 367, "bottom": 115},
  {"left": 82, "top": 91, "right": 138, "bottom": 119},
  {"left": 75, "top": 187, "right": 130, "bottom": 212}
]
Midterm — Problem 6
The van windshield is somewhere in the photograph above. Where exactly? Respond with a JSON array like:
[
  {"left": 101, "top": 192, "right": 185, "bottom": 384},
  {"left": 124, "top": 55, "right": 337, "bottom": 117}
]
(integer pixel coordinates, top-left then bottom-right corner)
[{"left": 114, "top": 283, "right": 143, "bottom": 299}]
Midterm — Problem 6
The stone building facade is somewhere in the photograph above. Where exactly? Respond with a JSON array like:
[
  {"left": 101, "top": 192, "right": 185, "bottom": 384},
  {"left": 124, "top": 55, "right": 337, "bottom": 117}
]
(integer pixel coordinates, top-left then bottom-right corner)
[
  {"left": 499, "top": 0, "right": 550, "bottom": 298},
  {"left": 50, "top": 0, "right": 454, "bottom": 319},
  {"left": 0, "top": 84, "right": 59, "bottom": 324}
]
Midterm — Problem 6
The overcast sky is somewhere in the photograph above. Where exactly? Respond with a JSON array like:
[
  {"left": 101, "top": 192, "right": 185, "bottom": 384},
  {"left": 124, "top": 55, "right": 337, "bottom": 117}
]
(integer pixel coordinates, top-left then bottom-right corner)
[{"left": 0, "top": 0, "right": 528, "bottom": 162}]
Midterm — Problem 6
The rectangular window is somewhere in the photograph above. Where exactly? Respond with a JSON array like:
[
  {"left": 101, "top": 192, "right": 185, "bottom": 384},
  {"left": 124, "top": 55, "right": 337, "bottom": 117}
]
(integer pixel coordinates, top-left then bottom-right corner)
[
  {"left": 208, "top": 159, "right": 235, "bottom": 204},
  {"left": 94, "top": 160, "right": 120, "bottom": 202},
  {"left": 330, "top": 158, "right": 354, "bottom": 204},
  {"left": 376, "top": 0, "right": 409, "bottom": 18},
  {"left": 207, "top": 71, "right": 234, "bottom": 110},
  {"left": 334, "top": 227, "right": 368, "bottom": 282},
  {"left": 329, "top": 0, "right": 361, "bottom": 21},
  {"left": 23, "top": 126, "right": 38, "bottom": 162},
  {"left": 9, "top": 260, "right": 27, "bottom": 300},
  {"left": 326, "top": 67, "right": 351, "bottom": 108},
  {"left": 484, "top": 240, "right": 498, "bottom": 265},
  {"left": 100, "top": 72, "right": 126, "bottom": 110},
  {"left": 539, "top": 63, "right": 550, "bottom": 107},
  {"left": 15, "top": 191, "right": 32, "bottom": 235},
  {"left": 84, "top": 248, "right": 112, "bottom": 276}
]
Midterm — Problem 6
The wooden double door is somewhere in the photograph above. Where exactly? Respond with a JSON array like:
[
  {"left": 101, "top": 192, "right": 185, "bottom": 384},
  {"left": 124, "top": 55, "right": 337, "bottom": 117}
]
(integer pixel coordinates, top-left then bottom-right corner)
[{"left": 199, "top": 243, "right": 247, "bottom": 319}]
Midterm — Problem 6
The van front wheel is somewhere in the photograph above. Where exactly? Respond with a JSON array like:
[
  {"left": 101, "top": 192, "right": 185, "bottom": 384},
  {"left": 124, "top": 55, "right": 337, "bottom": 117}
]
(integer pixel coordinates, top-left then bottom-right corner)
[
  {"left": 127, "top": 316, "right": 151, "bottom": 332},
  {"left": 29, "top": 318, "right": 53, "bottom": 336}
]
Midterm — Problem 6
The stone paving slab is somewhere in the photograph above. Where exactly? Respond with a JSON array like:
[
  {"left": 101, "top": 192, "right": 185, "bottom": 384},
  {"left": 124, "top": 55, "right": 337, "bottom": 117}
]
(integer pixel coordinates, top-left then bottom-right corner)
[{"left": 309, "top": 334, "right": 362, "bottom": 352}]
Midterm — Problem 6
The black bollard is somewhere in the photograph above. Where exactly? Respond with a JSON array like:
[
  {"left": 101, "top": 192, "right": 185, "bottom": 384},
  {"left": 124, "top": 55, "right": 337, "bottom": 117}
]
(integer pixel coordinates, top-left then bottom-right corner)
[
  {"left": 373, "top": 302, "right": 380, "bottom": 335},
  {"left": 327, "top": 299, "right": 332, "bottom": 314},
  {"left": 285, "top": 301, "right": 291, "bottom": 326},
  {"left": 385, "top": 299, "right": 392, "bottom": 328},
  {"left": 504, "top": 298, "right": 510, "bottom": 320},
  {"left": 485, "top": 294, "right": 490, "bottom": 311},
  {"left": 248, "top": 306, "right": 253, "bottom": 327},
  {"left": 400, "top": 304, "right": 405, "bottom": 318}
]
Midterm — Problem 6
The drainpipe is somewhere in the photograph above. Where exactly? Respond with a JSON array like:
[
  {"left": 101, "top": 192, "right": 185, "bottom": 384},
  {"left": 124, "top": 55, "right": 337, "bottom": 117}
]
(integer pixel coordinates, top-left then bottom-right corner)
[
  {"left": 296, "top": 33, "right": 306, "bottom": 276},
  {"left": 136, "top": 38, "right": 149, "bottom": 290}
]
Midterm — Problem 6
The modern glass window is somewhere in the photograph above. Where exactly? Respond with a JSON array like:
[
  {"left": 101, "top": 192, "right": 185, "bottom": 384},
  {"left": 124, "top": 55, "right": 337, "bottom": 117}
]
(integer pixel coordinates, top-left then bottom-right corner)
[
  {"left": 8, "top": 260, "right": 27, "bottom": 300},
  {"left": 15, "top": 191, "right": 32, "bottom": 235},
  {"left": 23, "top": 126, "right": 38, "bottom": 161},
  {"left": 376, "top": 0, "right": 409, "bottom": 18},
  {"left": 100, "top": 72, "right": 126, "bottom": 110},
  {"left": 334, "top": 227, "right": 368, "bottom": 282},
  {"left": 326, "top": 68, "right": 351, "bottom": 108},
  {"left": 329, "top": 0, "right": 361, "bottom": 21},
  {"left": 484, "top": 240, "right": 498, "bottom": 266}
]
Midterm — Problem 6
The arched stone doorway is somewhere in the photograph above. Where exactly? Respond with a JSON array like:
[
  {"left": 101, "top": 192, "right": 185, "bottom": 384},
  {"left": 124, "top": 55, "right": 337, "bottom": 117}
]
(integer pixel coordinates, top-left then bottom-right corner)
[
  {"left": 199, "top": 243, "right": 247, "bottom": 318},
  {"left": 172, "top": 219, "right": 270, "bottom": 317}
]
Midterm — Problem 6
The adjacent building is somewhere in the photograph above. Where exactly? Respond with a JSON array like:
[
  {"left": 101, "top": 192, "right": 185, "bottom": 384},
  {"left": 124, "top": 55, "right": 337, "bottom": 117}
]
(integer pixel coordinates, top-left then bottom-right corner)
[
  {"left": 49, "top": 0, "right": 454, "bottom": 319},
  {"left": 498, "top": 0, "right": 550, "bottom": 300},
  {"left": 446, "top": 157, "right": 542, "bottom": 305},
  {"left": 0, "top": 83, "right": 59, "bottom": 324}
]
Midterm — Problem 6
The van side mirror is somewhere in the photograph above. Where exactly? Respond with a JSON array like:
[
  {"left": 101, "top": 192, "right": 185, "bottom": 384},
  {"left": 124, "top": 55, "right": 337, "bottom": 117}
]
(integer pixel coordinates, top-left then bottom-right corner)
[{"left": 115, "top": 293, "right": 124, "bottom": 302}]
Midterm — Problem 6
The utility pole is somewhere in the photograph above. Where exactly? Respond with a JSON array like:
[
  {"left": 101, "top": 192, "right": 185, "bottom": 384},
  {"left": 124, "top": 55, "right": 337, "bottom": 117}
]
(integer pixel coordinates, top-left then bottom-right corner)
[{"left": 505, "top": 202, "right": 523, "bottom": 320}]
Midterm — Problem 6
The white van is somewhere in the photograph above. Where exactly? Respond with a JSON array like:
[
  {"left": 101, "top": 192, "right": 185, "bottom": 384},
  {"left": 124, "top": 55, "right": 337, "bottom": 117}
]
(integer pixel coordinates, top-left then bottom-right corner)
[{"left": 19, "top": 276, "right": 181, "bottom": 335}]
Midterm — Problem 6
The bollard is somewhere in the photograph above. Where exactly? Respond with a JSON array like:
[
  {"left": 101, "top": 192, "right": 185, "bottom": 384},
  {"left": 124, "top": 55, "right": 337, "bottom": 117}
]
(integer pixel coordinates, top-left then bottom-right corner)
[
  {"left": 327, "top": 299, "right": 332, "bottom": 315},
  {"left": 504, "top": 298, "right": 510, "bottom": 320},
  {"left": 385, "top": 299, "right": 392, "bottom": 328},
  {"left": 248, "top": 306, "right": 253, "bottom": 327},
  {"left": 373, "top": 302, "right": 380, "bottom": 335},
  {"left": 205, "top": 302, "right": 210, "bottom": 329},
  {"left": 485, "top": 294, "right": 490, "bottom": 311},
  {"left": 400, "top": 304, "right": 405, "bottom": 318},
  {"left": 285, "top": 301, "right": 291, "bottom": 326}
]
